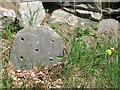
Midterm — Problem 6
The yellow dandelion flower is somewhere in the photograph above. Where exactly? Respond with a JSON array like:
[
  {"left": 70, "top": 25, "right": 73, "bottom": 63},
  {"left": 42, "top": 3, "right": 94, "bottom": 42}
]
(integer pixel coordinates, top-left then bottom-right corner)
[{"left": 106, "top": 48, "right": 114, "bottom": 56}]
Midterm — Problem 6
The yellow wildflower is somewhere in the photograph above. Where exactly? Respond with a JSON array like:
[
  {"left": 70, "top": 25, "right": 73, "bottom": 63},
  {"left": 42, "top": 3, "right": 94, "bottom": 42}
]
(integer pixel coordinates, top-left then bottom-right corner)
[{"left": 106, "top": 48, "right": 114, "bottom": 56}]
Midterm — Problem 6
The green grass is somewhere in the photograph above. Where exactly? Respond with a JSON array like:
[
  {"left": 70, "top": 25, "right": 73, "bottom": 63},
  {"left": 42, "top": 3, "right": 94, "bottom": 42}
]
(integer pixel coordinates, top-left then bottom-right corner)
[
  {"left": 0, "top": 18, "right": 23, "bottom": 88},
  {"left": 4, "top": 18, "right": 23, "bottom": 41},
  {"left": 62, "top": 26, "right": 119, "bottom": 88},
  {"left": 1, "top": 69, "right": 12, "bottom": 88},
  {"left": 1, "top": 0, "right": 119, "bottom": 88},
  {"left": 49, "top": 23, "right": 119, "bottom": 88},
  {"left": 25, "top": 2, "right": 43, "bottom": 26},
  {"left": 1, "top": 22, "right": 119, "bottom": 88},
  {"left": 4, "top": 22, "right": 12, "bottom": 41}
]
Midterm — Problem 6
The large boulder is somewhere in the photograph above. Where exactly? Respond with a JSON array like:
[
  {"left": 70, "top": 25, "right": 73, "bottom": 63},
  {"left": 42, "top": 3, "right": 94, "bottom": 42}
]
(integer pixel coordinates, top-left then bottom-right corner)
[
  {"left": 48, "top": 9, "right": 78, "bottom": 26},
  {"left": 17, "top": 1, "right": 45, "bottom": 27},
  {"left": 98, "top": 19, "right": 119, "bottom": 38},
  {"left": 10, "top": 25, "right": 63, "bottom": 70},
  {"left": 77, "top": 17, "right": 94, "bottom": 28}
]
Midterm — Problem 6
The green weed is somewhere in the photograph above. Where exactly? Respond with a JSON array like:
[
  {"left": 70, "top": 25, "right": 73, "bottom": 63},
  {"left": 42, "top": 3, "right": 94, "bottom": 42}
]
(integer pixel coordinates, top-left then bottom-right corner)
[
  {"left": 25, "top": 2, "right": 42, "bottom": 26},
  {"left": 63, "top": 26, "right": 119, "bottom": 88},
  {"left": 4, "top": 18, "right": 23, "bottom": 41},
  {"left": 2, "top": 69, "right": 12, "bottom": 88},
  {"left": 4, "top": 22, "right": 12, "bottom": 41}
]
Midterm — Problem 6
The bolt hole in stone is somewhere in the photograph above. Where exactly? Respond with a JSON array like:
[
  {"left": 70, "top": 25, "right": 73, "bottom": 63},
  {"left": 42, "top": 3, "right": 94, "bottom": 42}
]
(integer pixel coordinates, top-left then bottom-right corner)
[
  {"left": 21, "top": 37, "right": 24, "bottom": 41},
  {"left": 20, "top": 56, "right": 24, "bottom": 60},
  {"left": 51, "top": 39, "right": 54, "bottom": 43},
  {"left": 35, "top": 49, "right": 39, "bottom": 52},
  {"left": 49, "top": 57, "right": 53, "bottom": 61}
]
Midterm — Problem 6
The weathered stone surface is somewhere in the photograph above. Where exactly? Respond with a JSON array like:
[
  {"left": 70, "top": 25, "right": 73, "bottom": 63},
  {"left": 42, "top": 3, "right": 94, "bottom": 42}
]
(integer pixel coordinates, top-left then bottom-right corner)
[
  {"left": 0, "top": 7, "right": 16, "bottom": 18},
  {"left": 0, "top": 7, "right": 16, "bottom": 31},
  {"left": 62, "top": 6, "right": 102, "bottom": 21},
  {"left": 18, "top": 1, "right": 45, "bottom": 27},
  {"left": 98, "top": 19, "right": 118, "bottom": 38},
  {"left": 10, "top": 25, "right": 63, "bottom": 70},
  {"left": 77, "top": 17, "right": 94, "bottom": 28},
  {"left": 118, "top": 23, "right": 120, "bottom": 39},
  {"left": 76, "top": 9, "right": 102, "bottom": 20},
  {"left": 0, "top": 19, "right": 2, "bottom": 31},
  {"left": 58, "top": 1, "right": 119, "bottom": 21},
  {"left": 48, "top": 9, "right": 78, "bottom": 26}
]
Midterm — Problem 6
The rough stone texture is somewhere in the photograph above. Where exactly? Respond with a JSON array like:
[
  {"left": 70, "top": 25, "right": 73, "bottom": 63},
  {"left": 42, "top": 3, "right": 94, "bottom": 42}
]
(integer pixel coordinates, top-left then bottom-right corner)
[
  {"left": 0, "top": 19, "right": 2, "bottom": 31},
  {"left": 0, "top": 7, "right": 16, "bottom": 31},
  {"left": 76, "top": 9, "right": 102, "bottom": 20},
  {"left": 77, "top": 17, "right": 94, "bottom": 28},
  {"left": 17, "top": 1, "right": 45, "bottom": 27},
  {"left": 118, "top": 22, "right": 120, "bottom": 39},
  {"left": 0, "top": 7, "right": 16, "bottom": 18},
  {"left": 57, "top": 2, "right": 102, "bottom": 21},
  {"left": 1, "top": 2, "right": 18, "bottom": 12},
  {"left": 48, "top": 9, "right": 78, "bottom": 26},
  {"left": 10, "top": 25, "right": 63, "bottom": 70},
  {"left": 58, "top": 1, "right": 119, "bottom": 21},
  {"left": 98, "top": 19, "right": 118, "bottom": 38}
]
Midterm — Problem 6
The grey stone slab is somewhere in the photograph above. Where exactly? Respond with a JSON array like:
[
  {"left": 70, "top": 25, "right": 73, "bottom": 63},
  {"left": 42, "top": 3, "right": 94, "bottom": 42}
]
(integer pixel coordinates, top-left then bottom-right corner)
[
  {"left": 10, "top": 25, "right": 63, "bottom": 70},
  {"left": 18, "top": 1, "right": 45, "bottom": 27}
]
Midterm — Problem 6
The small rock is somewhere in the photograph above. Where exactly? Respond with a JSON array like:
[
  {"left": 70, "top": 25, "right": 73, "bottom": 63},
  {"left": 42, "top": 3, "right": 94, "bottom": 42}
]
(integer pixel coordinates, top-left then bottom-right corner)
[
  {"left": 31, "top": 72, "right": 36, "bottom": 78},
  {"left": 54, "top": 78, "right": 63, "bottom": 88},
  {"left": 16, "top": 70, "right": 22, "bottom": 73}
]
